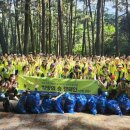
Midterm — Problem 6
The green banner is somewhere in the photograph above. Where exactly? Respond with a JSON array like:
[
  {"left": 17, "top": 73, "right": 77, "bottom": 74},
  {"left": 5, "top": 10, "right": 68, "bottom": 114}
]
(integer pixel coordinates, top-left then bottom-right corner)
[{"left": 18, "top": 76, "right": 101, "bottom": 94}]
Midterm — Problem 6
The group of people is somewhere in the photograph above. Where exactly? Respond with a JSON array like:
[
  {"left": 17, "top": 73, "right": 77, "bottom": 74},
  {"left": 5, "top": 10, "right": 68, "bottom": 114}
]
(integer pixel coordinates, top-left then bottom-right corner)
[{"left": 0, "top": 53, "right": 130, "bottom": 100}]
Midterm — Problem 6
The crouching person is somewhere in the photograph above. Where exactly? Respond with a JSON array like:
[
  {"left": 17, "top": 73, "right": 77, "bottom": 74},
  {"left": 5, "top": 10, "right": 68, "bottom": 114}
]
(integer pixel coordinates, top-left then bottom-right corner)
[
  {"left": 116, "top": 78, "right": 129, "bottom": 97},
  {"left": 5, "top": 74, "right": 19, "bottom": 101}
]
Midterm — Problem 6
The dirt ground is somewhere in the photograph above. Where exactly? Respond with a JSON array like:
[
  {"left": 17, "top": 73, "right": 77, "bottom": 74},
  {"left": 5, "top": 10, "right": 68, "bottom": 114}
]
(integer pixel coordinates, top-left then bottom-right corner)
[{"left": 0, "top": 102, "right": 130, "bottom": 130}]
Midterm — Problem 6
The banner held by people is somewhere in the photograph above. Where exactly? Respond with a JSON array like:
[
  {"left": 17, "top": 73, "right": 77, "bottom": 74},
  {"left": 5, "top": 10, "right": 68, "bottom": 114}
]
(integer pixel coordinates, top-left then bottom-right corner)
[{"left": 18, "top": 76, "right": 101, "bottom": 94}]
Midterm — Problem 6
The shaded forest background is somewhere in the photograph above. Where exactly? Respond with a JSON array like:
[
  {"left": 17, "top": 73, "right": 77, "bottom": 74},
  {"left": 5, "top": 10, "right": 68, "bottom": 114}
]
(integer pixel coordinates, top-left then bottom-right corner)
[{"left": 0, "top": 0, "right": 130, "bottom": 57}]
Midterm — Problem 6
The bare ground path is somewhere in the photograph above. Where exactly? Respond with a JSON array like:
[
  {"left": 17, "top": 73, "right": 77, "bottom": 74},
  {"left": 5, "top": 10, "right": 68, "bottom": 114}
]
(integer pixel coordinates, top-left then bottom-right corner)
[{"left": 0, "top": 102, "right": 130, "bottom": 130}]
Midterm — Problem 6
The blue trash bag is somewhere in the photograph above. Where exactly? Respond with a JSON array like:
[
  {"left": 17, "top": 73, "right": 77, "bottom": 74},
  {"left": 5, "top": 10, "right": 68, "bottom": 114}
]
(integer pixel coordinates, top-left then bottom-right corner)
[
  {"left": 41, "top": 98, "right": 53, "bottom": 113},
  {"left": 64, "top": 93, "right": 76, "bottom": 113},
  {"left": 106, "top": 100, "right": 122, "bottom": 115},
  {"left": 26, "top": 92, "right": 41, "bottom": 114},
  {"left": 96, "top": 96, "right": 107, "bottom": 114},
  {"left": 52, "top": 97, "right": 64, "bottom": 114},
  {"left": 117, "top": 94, "right": 130, "bottom": 114},
  {"left": 75, "top": 95, "right": 87, "bottom": 112},
  {"left": 86, "top": 95, "right": 97, "bottom": 115},
  {"left": 15, "top": 94, "right": 27, "bottom": 114}
]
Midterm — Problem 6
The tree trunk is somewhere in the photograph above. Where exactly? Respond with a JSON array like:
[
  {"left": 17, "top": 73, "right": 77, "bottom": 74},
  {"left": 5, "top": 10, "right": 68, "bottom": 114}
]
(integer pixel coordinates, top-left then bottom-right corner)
[
  {"left": 0, "top": 22, "right": 8, "bottom": 54},
  {"left": 29, "top": 11, "right": 35, "bottom": 55},
  {"left": 86, "top": 0, "right": 91, "bottom": 56},
  {"left": 23, "top": 0, "right": 30, "bottom": 55},
  {"left": 101, "top": 0, "right": 105, "bottom": 56},
  {"left": 88, "top": 0, "right": 95, "bottom": 56},
  {"left": 41, "top": 0, "right": 46, "bottom": 54},
  {"left": 49, "top": 0, "right": 52, "bottom": 54},
  {"left": 126, "top": 0, "right": 130, "bottom": 46},
  {"left": 66, "top": 0, "right": 69, "bottom": 54},
  {"left": 115, "top": 0, "right": 119, "bottom": 56},
  {"left": 58, "top": 0, "right": 64, "bottom": 57},
  {"left": 82, "top": 20, "right": 86, "bottom": 56},
  {"left": 95, "top": 0, "right": 102, "bottom": 56},
  {"left": 68, "top": 0, "right": 73, "bottom": 55},
  {"left": 73, "top": 0, "right": 77, "bottom": 47},
  {"left": 15, "top": 0, "right": 22, "bottom": 54}
]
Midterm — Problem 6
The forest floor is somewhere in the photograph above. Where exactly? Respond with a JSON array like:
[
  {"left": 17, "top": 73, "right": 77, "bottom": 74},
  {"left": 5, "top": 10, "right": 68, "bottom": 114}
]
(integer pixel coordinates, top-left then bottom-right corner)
[{"left": 0, "top": 102, "right": 130, "bottom": 130}]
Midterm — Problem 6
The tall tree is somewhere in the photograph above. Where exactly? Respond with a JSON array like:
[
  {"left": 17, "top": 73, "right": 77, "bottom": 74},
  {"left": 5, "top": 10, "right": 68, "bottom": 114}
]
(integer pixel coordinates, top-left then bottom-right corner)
[
  {"left": 14, "top": 0, "right": 22, "bottom": 54},
  {"left": 48, "top": 0, "right": 52, "bottom": 54},
  {"left": 73, "top": 0, "right": 77, "bottom": 47},
  {"left": 95, "top": 0, "right": 102, "bottom": 56},
  {"left": 88, "top": 0, "right": 95, "bottom": 55},
  {"left": 23, "top": 0, "right": 31, "bottom": 55},
  {"left": 68, "top": 0, "right": 73, "bottom": 55},
  {"left": 126, "top": 0, "right": 130, "bottom": 45},
  {"left": 0, "top": 22, "right": 8, "bottom": 54},
  {"left": 101, "top": 0, "right": 105, "bottom": 56},
  {"left": 41, "top": 0, "right": 46, "bottom": 54},
  {"left": 115, "top": 0, "right": 119, "bottom": 56},
  {"left": 58, "top": 0, "right": 64, "bottom": 57}
]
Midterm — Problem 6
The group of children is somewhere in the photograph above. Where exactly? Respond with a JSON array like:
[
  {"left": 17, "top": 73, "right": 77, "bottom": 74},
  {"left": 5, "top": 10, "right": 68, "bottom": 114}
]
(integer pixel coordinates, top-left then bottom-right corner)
[{"left": 0, "top": 54, "right": 130, "bottom": 100}]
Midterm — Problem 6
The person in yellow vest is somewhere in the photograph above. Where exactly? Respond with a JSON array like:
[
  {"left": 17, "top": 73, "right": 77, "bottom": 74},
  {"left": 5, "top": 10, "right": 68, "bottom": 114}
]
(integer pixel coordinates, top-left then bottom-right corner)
[
  {"left": 100, "top": 65, "right": 110, "bottom": 81},
  {"left": 60, "top": 66, "right": 70, "bottom": 79},
  {"left": 85, "top": 67, "right": 96, "bottom": 80},
  {"left": 47, "top": 63, "right": 58, "bottom": 78},
  {"left": 126, "top": 67, "right": 130, "bottom": 83},
  {"left": 115, "top": 64, "right": 125, "bottom": 84},
  {"left": 70, "top": 64, "right": 82, "bottom": 79},
  {"left": 117, "top": 78, "right": 129, "bottom": 97},
  {"left": 21, "top": 65, "right": 31, "bottom": 76},
  {"left": 107, "top": 75, "right": 117, "bottom": 99},
  {"left": 3, "top": 61, "right": 15, "bottom": 80},
  {"left": 32, "top": 66, "right": 44, "bottom": 77},
  {"left": 41, "top": 59, "right": 48, "bottom": 77}
]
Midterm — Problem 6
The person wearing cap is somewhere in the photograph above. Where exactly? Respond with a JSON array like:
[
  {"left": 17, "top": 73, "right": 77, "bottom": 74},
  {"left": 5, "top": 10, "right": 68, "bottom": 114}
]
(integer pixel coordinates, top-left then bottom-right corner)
[
  {"left": 117, "top": 77, "right": 129, "bottom": 96},
  {"left": 114, "top": 64, "right": 125, "bottom": 84}
]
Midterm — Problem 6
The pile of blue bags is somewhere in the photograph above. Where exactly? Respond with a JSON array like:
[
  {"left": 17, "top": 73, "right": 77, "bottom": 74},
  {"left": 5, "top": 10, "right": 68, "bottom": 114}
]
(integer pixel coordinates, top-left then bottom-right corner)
[{"left": 14, "top": 92, "right": 130, "bottom": 115}]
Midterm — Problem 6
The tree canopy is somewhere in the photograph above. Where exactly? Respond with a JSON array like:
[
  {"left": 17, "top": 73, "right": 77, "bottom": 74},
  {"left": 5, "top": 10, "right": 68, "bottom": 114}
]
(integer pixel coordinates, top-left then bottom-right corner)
[{"left": 0, "top": 0, "right": 130, "bottom": 56}]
